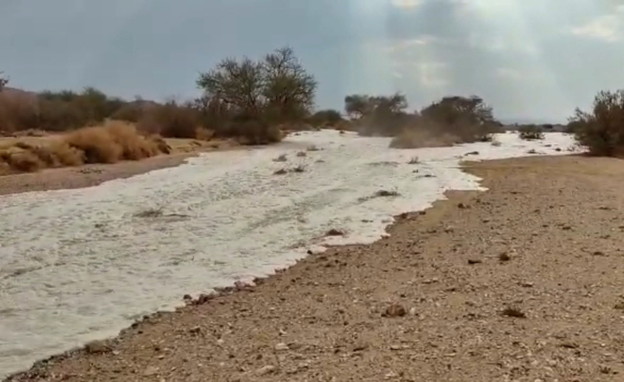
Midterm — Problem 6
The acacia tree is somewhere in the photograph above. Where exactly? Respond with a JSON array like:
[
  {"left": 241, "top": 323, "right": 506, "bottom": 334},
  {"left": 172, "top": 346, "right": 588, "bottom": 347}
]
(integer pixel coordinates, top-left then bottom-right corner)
[
  {"left": 421, "top": 96, "right": 495, "bottom": 126},
  {"left": 196, "top": 47, "right": 316, "bottom": 125},
  {"left": 197, "top": 57, "right": 264, "bottom": 118},
  {"left": 262, "top": 47, "right": 317, "bottom": 122}
]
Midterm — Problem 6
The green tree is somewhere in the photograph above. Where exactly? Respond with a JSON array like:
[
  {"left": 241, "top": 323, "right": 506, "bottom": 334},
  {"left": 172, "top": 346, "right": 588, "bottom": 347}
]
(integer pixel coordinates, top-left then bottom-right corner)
[
  {"left": 197, "top": 57, "right": 264, "bottom": 117},
  {"left": 570, "top": 90, "right": 624, "bottom": 156},
  {"left": 262, "top": 47, "right": 317, "bottom": 122}
]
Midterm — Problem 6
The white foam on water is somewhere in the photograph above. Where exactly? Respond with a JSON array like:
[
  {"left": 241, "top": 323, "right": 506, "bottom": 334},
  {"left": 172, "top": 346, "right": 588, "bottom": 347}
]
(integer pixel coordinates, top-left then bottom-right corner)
[{"left": 0, "top": 130, "right": 580, "bottom": 377}]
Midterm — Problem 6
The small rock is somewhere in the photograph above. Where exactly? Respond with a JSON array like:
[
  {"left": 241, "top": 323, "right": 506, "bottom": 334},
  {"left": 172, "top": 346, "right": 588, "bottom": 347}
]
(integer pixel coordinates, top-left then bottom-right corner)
[
  {"left": 409, "top": 307, "right": 418, "bottom": 316},
  {"left": 499, "top": 253, "right": 511, "bottom": 262},
  {"left": 520, "top": 282, "right": 534, "bottom": 288},
  {"left": 384, "top": 304, "right": 407, "bottom": 318},
  {"left": 189, "top": 326, "right": 201, "bottom": 335},
  {"left": 85, "top": 340, "right": 111, "bottom": 354},
  {"left": 257, "top": 365, "right": 276, "bottom": 376},
  {"left": 468, "top": 259, "right": 482, "bottom": 265},
  {"left": 326, "top": 228, "right": 345, "bottom": 236},
  {"left": 501, "top": 307, "right": 526, "bottom": 318},
  {"left": 457, "top": 203, "right": 469, "bottom": 209},
  {"left": 275, "top": 343, "right": 289, "bottom": 351},
  {"left": 385, "top": 371, "right": 399, "bottom": 379},
  {"left": 183, "top": 294, "right": 192, "bottom": 301},
  {"left": 465, "top": 151, "right": 479, "bottom": 156},
  {"left": 143, "top": 366, "right": 159, "bottom": 377}
]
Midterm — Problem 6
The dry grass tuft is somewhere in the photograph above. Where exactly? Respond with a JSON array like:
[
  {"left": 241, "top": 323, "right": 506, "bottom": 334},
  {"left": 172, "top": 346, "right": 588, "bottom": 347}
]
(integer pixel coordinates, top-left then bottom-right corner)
[
  {"left": 0, "top": 122, "right": 169, "bottom": 174},
  {"left": 105, "top": 122, "right": 160, "bottom": 160},
  {"left": 1, "top": 148, "right": 43, "bottom": 172},
  {"left": 65, "top": 126, "right": 123, "bottom": 164}
]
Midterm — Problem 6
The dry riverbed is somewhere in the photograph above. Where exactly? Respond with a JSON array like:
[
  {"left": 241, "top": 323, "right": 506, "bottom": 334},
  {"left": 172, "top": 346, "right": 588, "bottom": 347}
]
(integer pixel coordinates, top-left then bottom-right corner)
[{"left": 6, "top": 155, "right": 624, "bottom": 381}]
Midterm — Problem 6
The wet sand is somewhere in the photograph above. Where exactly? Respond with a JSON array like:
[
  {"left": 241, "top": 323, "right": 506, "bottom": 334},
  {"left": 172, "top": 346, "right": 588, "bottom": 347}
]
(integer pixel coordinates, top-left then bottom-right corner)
[{"left": 6, "top": 155, "right": 624, "bottom": 382}]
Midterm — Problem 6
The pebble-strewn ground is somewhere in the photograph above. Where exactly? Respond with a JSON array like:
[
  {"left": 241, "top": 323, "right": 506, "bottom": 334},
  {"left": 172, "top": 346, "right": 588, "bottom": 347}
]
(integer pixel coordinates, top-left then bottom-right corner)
[{"left": 7, "top": 155, "right": 624, "bottom": 382}]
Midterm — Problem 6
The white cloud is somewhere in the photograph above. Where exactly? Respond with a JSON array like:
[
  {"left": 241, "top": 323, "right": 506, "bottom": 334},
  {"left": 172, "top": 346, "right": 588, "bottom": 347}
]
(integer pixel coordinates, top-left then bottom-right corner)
[
  {"left": 390, "top": 0, "right": 423, "bottom": 9},
  {"left": 495, "top": 67, "right": 523, "bottom": 80},
  {"left": 570, "top": 7, "right": 624, "bottom": 42},
  {"left": 571, "top": 16, "right": 621, "bottom": 41},
  {"left": 393, "top": 61, "right": 449, "bottom": 88},
  {"left": 386, "top": 35, "right": 442, "bottom": 53}
]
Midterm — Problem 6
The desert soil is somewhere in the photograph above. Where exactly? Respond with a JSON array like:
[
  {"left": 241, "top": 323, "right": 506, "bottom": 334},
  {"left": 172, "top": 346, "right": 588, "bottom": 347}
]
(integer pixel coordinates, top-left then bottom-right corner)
[
  {"left": 6, "top": 155, "right": 624, "bottom": 382},
  {"left": 0, "top": 138, "right": 235, "bottom": 195}
]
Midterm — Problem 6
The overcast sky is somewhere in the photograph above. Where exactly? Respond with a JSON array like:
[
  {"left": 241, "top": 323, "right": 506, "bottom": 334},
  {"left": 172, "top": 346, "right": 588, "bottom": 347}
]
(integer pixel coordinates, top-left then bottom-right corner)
[{"left": 1, "top": 0, "right": 623, "bottom": 122}]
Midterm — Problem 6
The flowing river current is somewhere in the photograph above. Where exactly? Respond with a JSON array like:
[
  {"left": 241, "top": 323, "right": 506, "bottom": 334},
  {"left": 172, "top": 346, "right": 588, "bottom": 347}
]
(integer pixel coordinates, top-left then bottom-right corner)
[{"left": 0, "top": 130, "right": 579, "bottom": 377}]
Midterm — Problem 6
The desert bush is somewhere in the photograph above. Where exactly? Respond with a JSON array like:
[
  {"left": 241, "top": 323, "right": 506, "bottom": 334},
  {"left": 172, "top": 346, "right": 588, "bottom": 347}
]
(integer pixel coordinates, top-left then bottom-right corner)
[
  {"left": 138, "top": 102, "right": 200, "bottom": 138},
  {"left": 64, "top": 122, "right": 165, "bottom": 164},
  {"left": 65, "top": 126, "right": 122, "bottom": 163},
  {"left": 518, "top": 125, "right": 544, "bottom": 140},
  {"left": 570, "top": 90, "right": 624, "bottom": 156},
  {"left": 390, "top": 127, "right": 458, "bottom": 149},
  {"left": 195, "top": 127, "right": 215, "bottom": 141},
  {"left": 105, "top": 122, "right": 160, "bottom": 160},
  {"left": 0, "top": 147, "right": 43, "bottom": 172},
  {"left": 308, "top": 109, "right": 343, "bottom": 127},
  {"left": 226, "top": 119, "right": 282, "bottom": 145},
  {"left": 48, "top": 141, "right": 85, "bottom": 166},
  {"left": 0, "top": 92, "right": 39, "bottom": 132}
]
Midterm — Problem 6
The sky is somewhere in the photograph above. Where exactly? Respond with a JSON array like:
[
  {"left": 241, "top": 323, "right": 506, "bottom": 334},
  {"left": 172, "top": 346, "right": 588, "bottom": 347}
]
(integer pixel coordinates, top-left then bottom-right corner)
[{"left": 1, "top": 0, "right": 624, "bottom": 123}]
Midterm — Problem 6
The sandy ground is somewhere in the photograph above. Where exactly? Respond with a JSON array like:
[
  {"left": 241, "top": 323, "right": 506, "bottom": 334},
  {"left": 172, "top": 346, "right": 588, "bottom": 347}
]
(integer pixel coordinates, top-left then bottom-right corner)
[
  {"left": 6, "top": 154, "right": 624, "bottom": 382},
  {"left": 0, "top": 138, "right": 236, "bottom": 195}
]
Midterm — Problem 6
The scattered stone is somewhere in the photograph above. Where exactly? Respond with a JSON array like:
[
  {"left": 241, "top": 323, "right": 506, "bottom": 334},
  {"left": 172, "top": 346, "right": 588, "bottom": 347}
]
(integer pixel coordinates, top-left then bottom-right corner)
[
  {"left": 189, "top": 326, "right": 201, "bottom": 335},
  {"left": 183, "top": 294, "right": 192, "bottom": 301},
  {"left": 457, "top": 203, "right": 469, "bottom": 209},
  {"left": 409, "top": 307, "right": 418, "bottom": 316},
  {"left": 296, "top": 151, "right": 307, "bottom": 157},
  {"left": 592, "top": 251, "right": 606, "bottom": 257},
  {"left": 384, "top": 370, "right": 399, "bottom": 379},
  {"left": 562, "top": 225, "right": 572, "bottom": 231},
  {"left": 85, "top": 340, "right": 111, "bottom": 354},
  {"left": 292, "top": 165, "right": 306, "bottom": 173},
  {"left": 384, "top": 304, "right": 407, "bottom": 318},
  {"left": 520, "top": 282, "right": 534, "bottom": 288},
  {"left": 468, "top": 259, "right": 482, "bottom": 265},
  {"left": 143, "top": 366, "right": 159, "bottom": 377},
  {"left": 499, "top": 253, "right": 511, "bottom": 262},
  {"left": 614, "top": 302, "right": 624, "bottom": 310},
  {"left": 326, "top": 229, "right": 345, "bottom": 236},
  {"left": 375, "top": 190, "right": 400, "bottom": 197},
  {"left": 274, "top": 168, "right": 288, "bottom": 175},
  {"left": 275, "top": 343, "right": 289, "bottom": 351},
  {"left": 465, "top": 151, "right": 479, "bottom": 156},
  {"left": 501, "top": 307, "right": 526, "bottom": 318},
  {"left": 256, "top": 365, "right": 276, "bottom": 376},
  {"left": 273, "top": 154, "right": 288, "bottom": 162},
  {"left": 194, "top": 293, "right": 216, "bottom": 305}
]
